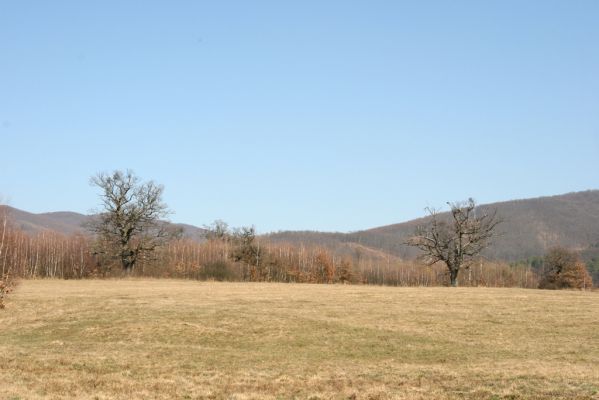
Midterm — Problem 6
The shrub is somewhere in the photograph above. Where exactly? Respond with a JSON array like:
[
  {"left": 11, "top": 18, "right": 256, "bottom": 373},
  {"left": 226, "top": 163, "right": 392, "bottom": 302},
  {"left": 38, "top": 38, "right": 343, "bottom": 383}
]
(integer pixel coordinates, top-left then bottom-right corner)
[
  {"left": 539, "top": 247, "right": 593, "bottom": 289},
  {"left": 199, "top": 261, "right": 235, "bottom": 281},
  {"left": 559, "top": 261, "right": 593, "bottom": 289},
  {"left": 0, "top": 274, "right": 16, "bottom": 309}
]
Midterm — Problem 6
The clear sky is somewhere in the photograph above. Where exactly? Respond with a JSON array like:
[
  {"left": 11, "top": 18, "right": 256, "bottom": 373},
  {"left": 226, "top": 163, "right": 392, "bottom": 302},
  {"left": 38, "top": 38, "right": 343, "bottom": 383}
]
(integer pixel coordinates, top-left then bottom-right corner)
[{"left": 1, "top": 1, "right": 598, "bottom": 232}]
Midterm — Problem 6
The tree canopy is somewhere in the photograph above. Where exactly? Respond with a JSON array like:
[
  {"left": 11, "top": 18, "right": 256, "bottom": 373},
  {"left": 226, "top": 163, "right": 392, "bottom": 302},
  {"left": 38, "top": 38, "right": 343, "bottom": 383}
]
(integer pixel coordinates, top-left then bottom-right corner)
[
  {"left": 88, "top": 170, "right": 175, "bottom": 273},
  {"left": 407, "top": 199, "right": 500, "bottom": 287}
]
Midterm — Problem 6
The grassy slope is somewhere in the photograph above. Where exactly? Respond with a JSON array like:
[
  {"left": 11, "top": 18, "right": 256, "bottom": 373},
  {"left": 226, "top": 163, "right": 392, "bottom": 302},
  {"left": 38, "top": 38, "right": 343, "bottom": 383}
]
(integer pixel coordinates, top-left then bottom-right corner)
[{"left": 1, "top": 280, "right": 598, "bottom": 399}]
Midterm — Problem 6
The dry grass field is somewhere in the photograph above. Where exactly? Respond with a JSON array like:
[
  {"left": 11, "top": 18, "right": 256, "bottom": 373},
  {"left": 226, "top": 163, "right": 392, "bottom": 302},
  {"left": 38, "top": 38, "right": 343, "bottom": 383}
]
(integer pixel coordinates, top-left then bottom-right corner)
[{"left": 1, "top": 280, "right": 598, "bottom": 399}]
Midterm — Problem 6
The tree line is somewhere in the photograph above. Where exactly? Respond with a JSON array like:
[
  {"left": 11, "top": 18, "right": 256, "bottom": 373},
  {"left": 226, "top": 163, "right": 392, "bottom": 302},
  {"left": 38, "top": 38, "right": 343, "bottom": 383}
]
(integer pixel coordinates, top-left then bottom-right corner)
[
  {"left": 0, "top": 169, "right": 593, "bottom": 309},
  {"left": 0, "top": 214, "right": 540, "bottom": 287}
]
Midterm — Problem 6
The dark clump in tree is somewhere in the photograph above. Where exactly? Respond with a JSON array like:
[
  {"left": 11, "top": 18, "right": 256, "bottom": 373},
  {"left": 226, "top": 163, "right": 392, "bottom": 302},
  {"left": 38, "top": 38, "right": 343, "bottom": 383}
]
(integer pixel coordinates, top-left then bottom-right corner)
[
  {"left": 88, "top": 170, "right": 176, "bottom": 274},
  {"left": 407, "top": 198, "right": 500, "bottom": 287},
  {"left": 230, "top": 226, "right": 262, "bottom": 281},
  {"left": 228, "top": 226, "right": 287, "bottom": 282},
  {"left": 538, "top": 247, "right": 593, "bottom": 289}
]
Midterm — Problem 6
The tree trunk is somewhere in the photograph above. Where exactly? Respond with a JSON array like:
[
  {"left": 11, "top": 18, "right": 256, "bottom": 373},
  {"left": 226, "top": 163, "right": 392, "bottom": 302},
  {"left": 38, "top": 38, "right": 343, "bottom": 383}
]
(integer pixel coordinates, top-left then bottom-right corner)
[
  {"left": 121, "top": 255, "right": 135, "bottom": 274},
  {"left": 450, "top": 268, "right": 459, "bottom": 287}
]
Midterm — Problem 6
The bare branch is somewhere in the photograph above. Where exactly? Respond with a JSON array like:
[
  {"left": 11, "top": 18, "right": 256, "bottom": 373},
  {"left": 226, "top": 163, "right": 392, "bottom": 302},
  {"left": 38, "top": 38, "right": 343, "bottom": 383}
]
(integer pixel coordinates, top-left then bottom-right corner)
[
  {"left": 87, "top": 170, "right": 175, "bottom": 273},
  {"left": 406, "top": 199, "right": 501, "bottom": 286}
]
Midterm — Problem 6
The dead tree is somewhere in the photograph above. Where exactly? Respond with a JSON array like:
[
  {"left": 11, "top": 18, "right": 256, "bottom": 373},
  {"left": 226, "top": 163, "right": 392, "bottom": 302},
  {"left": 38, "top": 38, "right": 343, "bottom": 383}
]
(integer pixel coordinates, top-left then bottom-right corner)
[
  {"left": 88, "top": 170, "right": 174, "bottom": 273},
  {"left": 406, "top": 199, "right": 500, "bottom": 287},
  {"left": 0, "top": 205, "right": 12, "bottom": 308}
]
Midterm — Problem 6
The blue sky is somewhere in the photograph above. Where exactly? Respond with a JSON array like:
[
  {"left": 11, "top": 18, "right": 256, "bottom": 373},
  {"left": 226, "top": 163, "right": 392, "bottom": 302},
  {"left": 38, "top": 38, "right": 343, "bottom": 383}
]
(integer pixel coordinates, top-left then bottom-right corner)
[{"left": 1, "top": 1, "right": 598, "bottom": 232}]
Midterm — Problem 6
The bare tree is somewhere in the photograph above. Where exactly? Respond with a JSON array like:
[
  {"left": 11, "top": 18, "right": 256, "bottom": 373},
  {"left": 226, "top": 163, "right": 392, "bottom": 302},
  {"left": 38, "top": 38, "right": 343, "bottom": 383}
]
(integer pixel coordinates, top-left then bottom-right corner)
[
  {"left": 88, "top": 170, "right": 174, "bottom": 273},
  {"left": 0, "top": 204, "right": 11, "bottom": 308},
  {"left": 204, "top": 220, "right": 231, "bottom": 242},
  {"left": 0, "top": 204, "right": 8, "bottom": 279},
  {"left": 0, "top": 202, "right": 21, "bottom": 309},
  {"left": 407, "top": 198, "right": 500, "bottom": 287}
]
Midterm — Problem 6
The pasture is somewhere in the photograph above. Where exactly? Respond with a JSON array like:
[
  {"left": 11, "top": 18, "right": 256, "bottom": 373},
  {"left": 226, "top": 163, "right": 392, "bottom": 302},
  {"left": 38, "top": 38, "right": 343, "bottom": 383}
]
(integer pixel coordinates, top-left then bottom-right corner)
[{"left": 1, "top": 280, "right": 598, "bottom": 399}]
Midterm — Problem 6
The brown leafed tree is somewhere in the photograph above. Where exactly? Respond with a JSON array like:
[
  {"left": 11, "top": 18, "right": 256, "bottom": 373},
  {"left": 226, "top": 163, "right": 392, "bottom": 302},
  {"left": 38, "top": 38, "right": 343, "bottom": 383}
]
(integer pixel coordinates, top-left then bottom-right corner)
[
  {"left": 88, "top": 170, "right": 175, "bottom": 273},
  {"left": 539, "top": 247, "right": 593, "bottom": 289},
  {"left": 338, "top": 258, "right": 353, "bottom": 284},
  {"left": 315, "top": 250, "right": 335, "bottom": 283},
  {"left": 407, "top": 198, "right": 500, "bottom": 287}
]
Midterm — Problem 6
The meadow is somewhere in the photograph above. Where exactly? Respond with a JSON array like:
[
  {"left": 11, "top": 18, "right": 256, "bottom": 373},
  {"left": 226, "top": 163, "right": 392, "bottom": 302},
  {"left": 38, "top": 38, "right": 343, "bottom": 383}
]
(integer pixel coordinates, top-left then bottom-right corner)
[{"left": 1, "top": 280, "right": 598, "bottom": 399}]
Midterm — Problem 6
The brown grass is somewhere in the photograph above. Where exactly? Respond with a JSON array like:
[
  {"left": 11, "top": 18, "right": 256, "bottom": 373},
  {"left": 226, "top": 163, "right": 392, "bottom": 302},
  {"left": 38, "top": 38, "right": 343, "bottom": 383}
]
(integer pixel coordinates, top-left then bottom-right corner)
[{"left": 1, "top": 280, "right": 598, "bottom": 399}]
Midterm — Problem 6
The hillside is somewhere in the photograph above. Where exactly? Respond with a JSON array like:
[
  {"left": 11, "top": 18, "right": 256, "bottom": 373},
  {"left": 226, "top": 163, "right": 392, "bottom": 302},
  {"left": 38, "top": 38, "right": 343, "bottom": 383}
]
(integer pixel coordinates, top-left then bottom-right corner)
[
  {"left": 0, "top": 206, "right": 207, "bottom": 241},
  {"left": 267, "top": 190, "right": 599, "bottom": 261},
  {"left": 0, "top": 207, "right": 89, "bottom": 235},
  {"left": 4, "top": 190, "right": 599, "bottom": 262}
]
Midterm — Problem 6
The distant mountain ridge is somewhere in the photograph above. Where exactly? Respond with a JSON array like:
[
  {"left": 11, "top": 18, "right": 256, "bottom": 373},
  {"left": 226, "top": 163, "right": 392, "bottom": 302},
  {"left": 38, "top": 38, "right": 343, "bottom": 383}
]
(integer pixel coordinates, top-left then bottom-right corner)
[
  {"left": 1, "top": 208, "right": 89, "bottom": 236},
  {"left": 266, "top": 190, "right": 599, "bottom": 261},
  {"left": 0, "top": 206, "right": 207, "bottom": 241},
  {"left": 3, "top": 190, "right": 599, "bottom": 261}
]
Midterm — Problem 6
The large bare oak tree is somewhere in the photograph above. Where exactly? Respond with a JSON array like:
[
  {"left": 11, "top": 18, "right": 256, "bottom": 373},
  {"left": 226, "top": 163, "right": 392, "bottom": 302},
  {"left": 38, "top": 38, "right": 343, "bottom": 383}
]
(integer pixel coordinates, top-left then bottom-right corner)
[
  {"left": 407, "top": 199, "right": 500, "bottom": 287},
  {"left": 88, "top": 170, "right": 173, "bottom": 273}
]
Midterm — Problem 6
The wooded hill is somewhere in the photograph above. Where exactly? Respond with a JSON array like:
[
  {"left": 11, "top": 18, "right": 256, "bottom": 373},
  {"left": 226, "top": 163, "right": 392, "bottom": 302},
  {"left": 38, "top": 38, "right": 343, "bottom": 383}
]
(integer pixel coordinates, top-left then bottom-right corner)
[
  {"left": 1, "top": 206, "right": 207, "bottom": 241},
  {"left": 267, "top": 190, "right": 599, "bottom": 262},
  {"left": 4, "top": 190, "right": 599, "bottom": 263}
]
